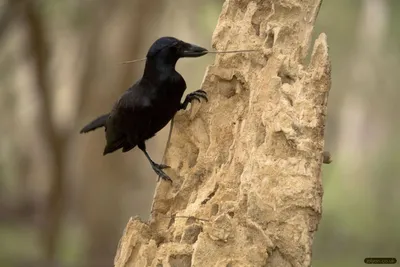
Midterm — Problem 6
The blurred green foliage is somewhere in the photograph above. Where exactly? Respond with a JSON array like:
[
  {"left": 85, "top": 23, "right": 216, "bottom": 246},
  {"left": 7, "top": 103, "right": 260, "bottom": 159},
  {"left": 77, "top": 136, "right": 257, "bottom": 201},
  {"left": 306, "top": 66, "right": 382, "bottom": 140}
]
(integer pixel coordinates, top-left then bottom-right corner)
[{"left": 312, "top": 1, "right": 400, "bottom": 266}]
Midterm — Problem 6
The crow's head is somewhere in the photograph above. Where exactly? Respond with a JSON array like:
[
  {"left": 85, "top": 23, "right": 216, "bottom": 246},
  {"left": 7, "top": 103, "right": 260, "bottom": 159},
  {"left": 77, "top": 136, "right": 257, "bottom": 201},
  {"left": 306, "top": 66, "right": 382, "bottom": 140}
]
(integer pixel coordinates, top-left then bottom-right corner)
[{"left": 146, "top": 37, "right": 208, "bottom": 62}]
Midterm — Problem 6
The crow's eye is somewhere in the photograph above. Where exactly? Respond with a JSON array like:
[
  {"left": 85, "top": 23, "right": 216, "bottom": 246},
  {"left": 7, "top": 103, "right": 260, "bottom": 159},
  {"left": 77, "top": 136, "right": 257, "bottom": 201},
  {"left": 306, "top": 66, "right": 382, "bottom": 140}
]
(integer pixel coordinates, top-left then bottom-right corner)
[
  {"left": 173, "top": 44, "right": 183, "bottom": 53},
  {"left": 164, "top": 42, "right": 179, "bottom": 55},
  {"left": 169, "top": 46, "right": 179, "bottom": 54}
]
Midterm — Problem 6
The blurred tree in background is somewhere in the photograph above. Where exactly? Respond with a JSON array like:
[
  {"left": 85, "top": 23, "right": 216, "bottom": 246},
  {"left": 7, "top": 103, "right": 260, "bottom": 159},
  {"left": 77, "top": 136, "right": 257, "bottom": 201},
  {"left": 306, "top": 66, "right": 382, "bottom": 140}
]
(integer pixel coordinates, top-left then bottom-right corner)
[{"left": 0, "top": 0, "right": 398, "bottom": 266}]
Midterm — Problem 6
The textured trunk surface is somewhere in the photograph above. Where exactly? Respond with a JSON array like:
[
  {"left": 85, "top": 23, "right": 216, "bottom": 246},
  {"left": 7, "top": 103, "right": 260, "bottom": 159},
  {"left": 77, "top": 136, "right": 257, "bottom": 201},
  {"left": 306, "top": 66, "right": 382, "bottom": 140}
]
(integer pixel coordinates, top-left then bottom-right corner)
[{"left": 114, "top": 0, "right": 331, "bottom": 266}]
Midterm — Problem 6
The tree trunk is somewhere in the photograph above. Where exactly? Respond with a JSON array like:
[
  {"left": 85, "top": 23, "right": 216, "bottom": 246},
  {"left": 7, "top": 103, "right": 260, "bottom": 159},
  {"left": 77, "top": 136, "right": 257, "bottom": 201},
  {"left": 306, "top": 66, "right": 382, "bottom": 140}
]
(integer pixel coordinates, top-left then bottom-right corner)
[{"left": 114, "top": 0, "right": 331, "bottom": 266}]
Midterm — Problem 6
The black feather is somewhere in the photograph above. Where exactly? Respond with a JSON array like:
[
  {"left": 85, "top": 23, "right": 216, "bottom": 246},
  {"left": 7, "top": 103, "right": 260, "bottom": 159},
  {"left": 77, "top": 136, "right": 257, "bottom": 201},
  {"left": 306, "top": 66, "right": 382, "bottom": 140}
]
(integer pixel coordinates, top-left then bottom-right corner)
[{"left": 80, "top": 114, "right": 109, "bottom": 133}]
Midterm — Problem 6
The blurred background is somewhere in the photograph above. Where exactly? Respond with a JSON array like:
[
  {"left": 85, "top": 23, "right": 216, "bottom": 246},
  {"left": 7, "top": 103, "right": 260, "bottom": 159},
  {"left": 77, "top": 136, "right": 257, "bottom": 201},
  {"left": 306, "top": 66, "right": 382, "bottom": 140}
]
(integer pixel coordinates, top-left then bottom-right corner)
[{"left": 0, "top": 0, "right": 398, "bottom": 266}]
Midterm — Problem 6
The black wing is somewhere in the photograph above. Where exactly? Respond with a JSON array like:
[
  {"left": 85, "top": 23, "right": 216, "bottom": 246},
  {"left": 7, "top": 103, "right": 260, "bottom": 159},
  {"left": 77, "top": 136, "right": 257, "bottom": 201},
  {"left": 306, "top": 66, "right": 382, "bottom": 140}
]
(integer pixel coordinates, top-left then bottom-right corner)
[{"left": 103, "top": 84, "right": 153, "bottom": 155}]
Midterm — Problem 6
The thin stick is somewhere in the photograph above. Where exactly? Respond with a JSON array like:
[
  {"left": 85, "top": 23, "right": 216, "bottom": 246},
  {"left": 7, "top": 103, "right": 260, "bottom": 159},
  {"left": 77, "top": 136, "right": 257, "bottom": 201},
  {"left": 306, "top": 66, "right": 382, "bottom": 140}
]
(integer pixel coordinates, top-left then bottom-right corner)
[
  {"left": 121, "top": 58, "right": 146, "bottom": 64},
  {"left": 207, "top": 49, "right": 260, "bottom": 54},
  {"left": 159, "top": 214, "right": 210, "bottom": 222},
  {"left": 120, "top": 49, "right": 260, "bottom": 64}
]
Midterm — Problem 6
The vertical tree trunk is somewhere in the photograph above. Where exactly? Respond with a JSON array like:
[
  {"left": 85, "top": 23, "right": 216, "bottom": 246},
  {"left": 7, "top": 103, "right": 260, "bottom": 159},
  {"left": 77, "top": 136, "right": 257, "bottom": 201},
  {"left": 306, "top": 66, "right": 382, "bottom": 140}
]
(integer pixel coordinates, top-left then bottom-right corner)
[{"left": 114, "top": 0, "right": 331, "bottom": 266}]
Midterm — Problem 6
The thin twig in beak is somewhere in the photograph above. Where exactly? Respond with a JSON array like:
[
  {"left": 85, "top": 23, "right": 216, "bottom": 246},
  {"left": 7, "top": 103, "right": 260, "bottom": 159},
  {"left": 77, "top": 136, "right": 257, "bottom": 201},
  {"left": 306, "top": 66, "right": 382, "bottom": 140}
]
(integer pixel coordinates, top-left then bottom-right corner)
[
  {"left": 119, "top": 49, "right": 260, "bottom": 64},
  {"left": 121, "top": 58, "right": 146, "bottom": 64},
  {"left": 206, "top": 49, "right": 260, "bottom": 54}
]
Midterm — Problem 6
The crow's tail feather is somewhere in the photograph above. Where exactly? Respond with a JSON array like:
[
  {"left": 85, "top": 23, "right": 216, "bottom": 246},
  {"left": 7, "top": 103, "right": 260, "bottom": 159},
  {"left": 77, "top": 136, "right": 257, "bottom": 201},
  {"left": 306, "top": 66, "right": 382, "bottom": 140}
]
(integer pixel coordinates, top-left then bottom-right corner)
[{"left": 80, "top": 114, "right": 109, "bottom": 133}]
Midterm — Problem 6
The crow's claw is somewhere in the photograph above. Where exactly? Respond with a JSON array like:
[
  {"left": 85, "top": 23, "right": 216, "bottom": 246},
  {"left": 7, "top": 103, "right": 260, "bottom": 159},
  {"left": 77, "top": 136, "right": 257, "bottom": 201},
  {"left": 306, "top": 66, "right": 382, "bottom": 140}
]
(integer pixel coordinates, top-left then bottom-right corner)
[
  {"left": 158, "top": 164, "right": 171, "bottom": 169},
  {"left": 151, "top": 163, "right": 172, "bottom": 183},
  {"left": 191, "top": 96, "right": 201, "bottom": 103},
  {"left": 190, "top": 91, "right": 208, "bottom": 101},
  {"left": 181, "top": 90, "right": 208, "bottom": 110}
]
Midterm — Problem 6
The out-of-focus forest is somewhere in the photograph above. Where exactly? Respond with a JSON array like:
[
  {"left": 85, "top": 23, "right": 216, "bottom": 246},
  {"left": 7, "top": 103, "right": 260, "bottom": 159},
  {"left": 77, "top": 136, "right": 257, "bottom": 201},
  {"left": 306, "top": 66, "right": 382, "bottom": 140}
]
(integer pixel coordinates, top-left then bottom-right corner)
[{"left": 0, "top": 0, "right": 398, "bottom": 266}]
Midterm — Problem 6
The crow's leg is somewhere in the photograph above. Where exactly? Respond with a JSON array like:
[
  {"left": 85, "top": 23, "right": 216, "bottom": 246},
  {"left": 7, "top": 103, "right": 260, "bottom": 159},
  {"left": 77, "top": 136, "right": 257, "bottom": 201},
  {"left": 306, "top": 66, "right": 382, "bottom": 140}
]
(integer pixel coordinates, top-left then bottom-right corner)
[
  {"left": 180, "top": 90, "right": 208, "bottom": 110},
  {"left": 138, "top": 142, "right": 172, "bottom": 182}
]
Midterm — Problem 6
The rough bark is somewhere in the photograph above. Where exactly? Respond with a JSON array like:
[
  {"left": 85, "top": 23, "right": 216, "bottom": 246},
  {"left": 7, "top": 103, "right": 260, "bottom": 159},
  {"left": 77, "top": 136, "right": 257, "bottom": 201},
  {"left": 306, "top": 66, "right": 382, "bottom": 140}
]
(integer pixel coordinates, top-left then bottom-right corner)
[{"left": 114, "top": 0, "right": 331, "bottom": 266}]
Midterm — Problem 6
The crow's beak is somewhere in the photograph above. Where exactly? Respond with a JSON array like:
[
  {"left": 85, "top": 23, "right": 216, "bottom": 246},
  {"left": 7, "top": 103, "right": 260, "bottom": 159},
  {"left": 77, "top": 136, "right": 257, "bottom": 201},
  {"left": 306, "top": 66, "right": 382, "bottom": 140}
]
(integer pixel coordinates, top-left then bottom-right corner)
[{"left": 181, "top": 43, "right": 208, "bottom": 58}]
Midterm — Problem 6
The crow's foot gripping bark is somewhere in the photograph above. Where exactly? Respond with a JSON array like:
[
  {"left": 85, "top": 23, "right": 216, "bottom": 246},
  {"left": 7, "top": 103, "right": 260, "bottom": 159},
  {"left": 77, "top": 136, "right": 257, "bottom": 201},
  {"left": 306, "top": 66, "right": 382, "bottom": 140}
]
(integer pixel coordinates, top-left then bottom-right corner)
[
  {"left": 150, "top": 162, "right": 172, "bottom": 183},
  {"left": 139, "top": 142, "right": 172, "bottom": 183},
  {"left": 180, "top": 90, "right": 208, "bottom": 110}
]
